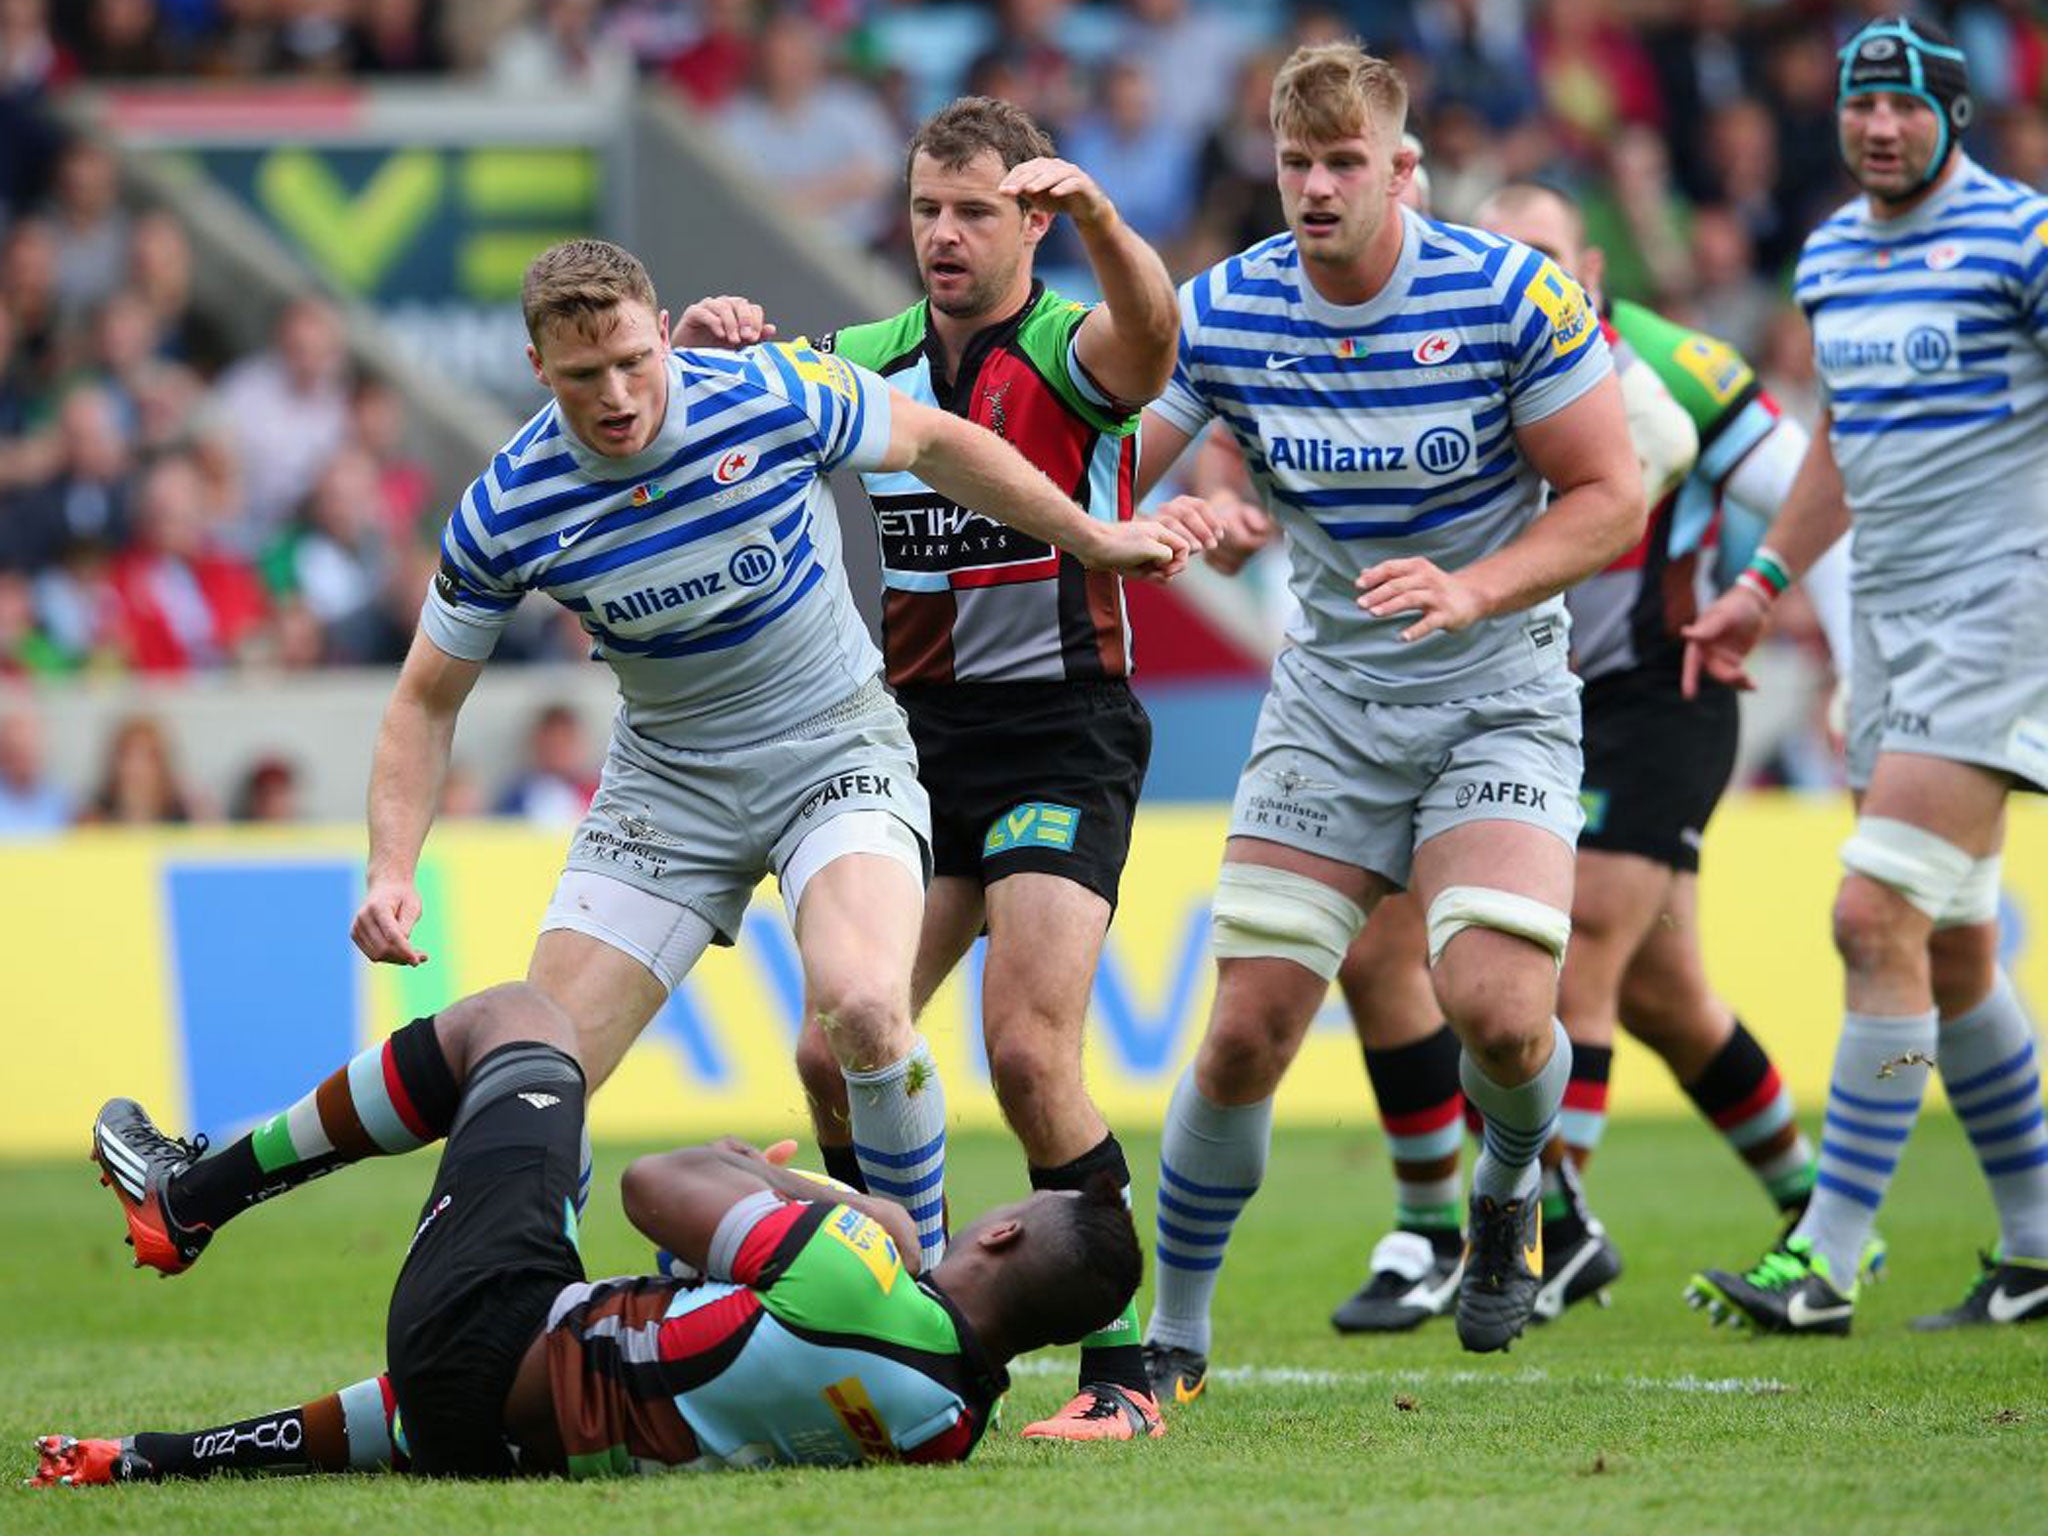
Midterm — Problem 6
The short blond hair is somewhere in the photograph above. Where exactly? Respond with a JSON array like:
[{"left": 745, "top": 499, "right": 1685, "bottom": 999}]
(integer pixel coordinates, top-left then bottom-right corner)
[
  {"left": 1270, "top": 42, "right": 1408, "bottom": 146},
  {"left": 520, "top": 238, "right": 658, "bottom": 348}
]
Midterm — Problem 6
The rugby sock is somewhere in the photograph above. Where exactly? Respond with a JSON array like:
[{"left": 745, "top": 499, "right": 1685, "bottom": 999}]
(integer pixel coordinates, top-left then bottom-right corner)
[
  {"left": 1031, "top": 1134, "right": 1148, "bottom": 1395},
  {"left": 819, "top": 1141, "right": 870, "bottom": 1193},
  {"left": 1939, "top": 973, "right": 2048, "bottom": 1260},
  {"left": 1558, "top": 1043, "right": 1612, "bottom": 1166},
  {"left": 845, "top": 1036, "right": 948, "bottom": 1268},
  {"left": 1148, "top": 1071, "right": 1271, "bottom": 1356},
  {"left": 1794, "top": 1009, "right": 1937, "bottom": 1285},
  {"left": 1362, "top": 1024, "right": 1464, "bottom": 1233},
  {"left": 125, "top": 1373, "right": 405, "bottom": 1481},
  {"left": 1460, "top": 1020, "right": 1572, "bottom": 1203},
  {"left": 171, "top": 1017, "right": 459, "bottom": 1232},
  {"left": 1681, "top": 1019, "right": 1815, "bottom": 1214}
]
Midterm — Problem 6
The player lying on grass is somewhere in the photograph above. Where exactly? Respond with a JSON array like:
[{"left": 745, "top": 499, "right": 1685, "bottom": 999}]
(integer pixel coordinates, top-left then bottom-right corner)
[{"left": 34, "top": 983, "right": 1139, "bottom": 1484}]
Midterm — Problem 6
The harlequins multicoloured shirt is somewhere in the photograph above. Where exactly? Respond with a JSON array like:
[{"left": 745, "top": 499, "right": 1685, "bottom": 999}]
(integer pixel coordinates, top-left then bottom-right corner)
[
  {"left": 823, "top": 284, "right": 1143, "bottom": 687},
  {"left": 544, "top": 1195, "right": 1004, "bottom": 1474}
]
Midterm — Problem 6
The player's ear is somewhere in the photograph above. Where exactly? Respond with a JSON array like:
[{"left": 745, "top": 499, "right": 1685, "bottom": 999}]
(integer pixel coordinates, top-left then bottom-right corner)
[
  {"left": 1021, "top": 206, "right": 1053, "bottom": 249},
  {"left": 657, "top": 308, "right": 671, "bottom": 350},
  {"left": 526, "top": 341, "right": 546, "bottom": 386},
  {"left": 976, "top": 1218, "right": 1024, "bottom": 1253}
]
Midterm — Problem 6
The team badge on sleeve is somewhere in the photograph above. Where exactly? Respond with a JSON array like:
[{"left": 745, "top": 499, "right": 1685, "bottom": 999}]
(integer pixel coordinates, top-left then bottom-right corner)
[
  {"left": 1524, "top": 258, "right": 1595, "bottom": 357},
  {"left": 1675, "top": 335, "right": 1751, "bottom": 406}
]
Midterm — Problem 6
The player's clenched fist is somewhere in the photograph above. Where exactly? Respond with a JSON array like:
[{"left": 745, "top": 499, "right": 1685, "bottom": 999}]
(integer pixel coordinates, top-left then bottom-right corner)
[
  {"left": 352, "top": 879, "right": 428, "bottom": 966},
  {"left": 1356, "top": 556, "right": 1487, "bottom": 641}
]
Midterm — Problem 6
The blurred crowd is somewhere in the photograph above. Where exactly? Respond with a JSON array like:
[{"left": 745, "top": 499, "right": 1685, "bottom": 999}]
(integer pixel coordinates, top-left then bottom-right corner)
[{"left": 4, "top": 0, "right": 2045, "bottom": 807}]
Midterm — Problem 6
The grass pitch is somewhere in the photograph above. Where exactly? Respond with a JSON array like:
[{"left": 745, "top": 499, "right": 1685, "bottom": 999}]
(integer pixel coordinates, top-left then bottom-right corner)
[{"left": 4, "top": 1116, "right": 2041, "bottom": 1536}]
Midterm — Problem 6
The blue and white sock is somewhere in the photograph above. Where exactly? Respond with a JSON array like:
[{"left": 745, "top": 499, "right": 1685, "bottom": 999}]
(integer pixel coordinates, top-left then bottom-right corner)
[
  {"left": 845, "top": 1036, "right": 948, "bottom": 1268},
  {"left": 1146, "top": 1070, "right": 1271, "bottom": 1356},
  {"left": 1795, "top": 1009, "right": 1936, "bottom": 1284},
  {"left": 1460, "top": 1019, "right": 1572, "bottom": 1202},
  {"left": 1940, "top": 973, "right": 2048, "bottom": 1261}
]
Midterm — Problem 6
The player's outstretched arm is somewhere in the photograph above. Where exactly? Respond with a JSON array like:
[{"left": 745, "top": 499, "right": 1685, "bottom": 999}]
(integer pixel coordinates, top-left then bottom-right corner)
[
  {"left": 1002, "top": 157, "right": 1177, "bottom": 406},
  {"left": 353, "top": 630, "right": 483, "bottom": 966},
  {"left": 1358, "top": 372, "right": 1644, "bottom": 640},
  {"left": 879, "top": 392, "right": 1195, "bottom": 578},
  {"left": 622, "top": 1139, "right": 924, "bottom": 1278}
]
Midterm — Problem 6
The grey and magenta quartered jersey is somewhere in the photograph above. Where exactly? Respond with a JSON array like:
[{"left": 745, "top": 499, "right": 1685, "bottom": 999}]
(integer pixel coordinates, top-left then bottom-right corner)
[
  {"left": 1567, "top": 302, "right": 1784, "bottom": 683},
  {"left": 543, "top": 1195, "right": 1003, "bottom": 1475},
  {"left": 1158, "top": 211, "right": 1613, "bottom": 704},
  {"left": 1795, "top": 157, "right": 2048, "bottom": 607},
  {"left": 423, "top": 343, "right": 894, "bottom": 752},
  {"left": 822, "top": 284, "right": 1142, "bottom": 687}
]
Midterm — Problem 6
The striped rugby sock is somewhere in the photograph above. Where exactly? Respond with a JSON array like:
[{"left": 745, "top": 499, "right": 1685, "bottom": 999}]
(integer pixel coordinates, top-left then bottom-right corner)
[
  {"left": 1794, "top": 1009, "right": 1936, "bottom": 1285},
  {"left": 128, "top": 1373, "right": 405, "bottom": 1481},
  {"left": 1682, "top": 1019, "right": 1815, "bottom": 1213},
  {"left": 1461, "top": 1020, "right": 1572, "bottom": 1202},
  {"left": 1147, "top": 1070, "right": 1271, "bottom": 1357},
  {"left": 171, "top": 1017, "right": 459, "bottom": 1232},
  {"left": 845, "top": 1036, "right": 948, "bottom": 1268},
  {"left": 1939, "top": 973, "right": 2048, "bottom": 1261},
  {"left": 1558, "top": 1042, "right": 1612, "bottom": 1166},
  {"left": 1363, "top": 1024, "right": 1464, "bottom": 1232}
]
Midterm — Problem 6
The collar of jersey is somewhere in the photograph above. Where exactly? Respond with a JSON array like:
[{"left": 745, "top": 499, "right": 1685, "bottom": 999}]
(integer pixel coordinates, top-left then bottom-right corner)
[
  {"left": 557, "top": 352, "right": 693, "bottom": 482},
  {"left": 1292, "top": 204, "right": 1421, "bottom": 330}
]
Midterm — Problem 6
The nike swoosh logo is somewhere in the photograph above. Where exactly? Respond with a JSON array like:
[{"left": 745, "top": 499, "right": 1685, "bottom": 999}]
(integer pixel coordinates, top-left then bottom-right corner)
[
  {"left": 1986, "top": 1285, "right": 2048, "bottom": 1324},
  {"left": 1265, "top": 353, "right": 1306, "bottom": 370},
  {"left": 558, "top": 522, "right": 597, "bottom": 547},
  {"left": 1786, "top": 1291, "right": 1853, "bottom": 1328}
]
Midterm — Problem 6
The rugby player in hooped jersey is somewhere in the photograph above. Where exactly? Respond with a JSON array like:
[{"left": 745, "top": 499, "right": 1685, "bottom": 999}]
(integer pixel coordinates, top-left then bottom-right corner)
[
  {"left": 86, "top": 241, "right": 1188, "bottom": 1301},
  {"left": 1685, "top": 15, "right": 2048, "bottom": 1334},
  {"left": 1126, "top": 42, "right": 1644, "bottom": 1386},
  {"left": 678, "top": 96, "right": 1212, "bottom": 1442}
]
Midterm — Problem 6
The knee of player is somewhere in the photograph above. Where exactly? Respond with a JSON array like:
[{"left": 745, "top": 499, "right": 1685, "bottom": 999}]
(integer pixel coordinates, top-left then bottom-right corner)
[
  {"left": 793, "top": 1019, "right": 845, "bottom": 1091},
  {"left": 1830, "top": 876, "right": 1928, "bottom": 974},
  {"left": 809, "top": 985, "right": 912, "bottom": 1069},
  {"left": 985, "top": 1028, "right": 1077, "bottom": 1110},
  {"left": 439, "top": 981, "right": 579, "bottom": 1070},
  {"left": 1196, "top": 1010, "right": 1295, "bottom": 1095}
]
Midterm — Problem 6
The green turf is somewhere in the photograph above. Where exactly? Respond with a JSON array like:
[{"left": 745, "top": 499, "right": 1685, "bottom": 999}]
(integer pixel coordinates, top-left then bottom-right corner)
[{"left": 4, "top": 1116, "right": 2041, "bottom": 1535}]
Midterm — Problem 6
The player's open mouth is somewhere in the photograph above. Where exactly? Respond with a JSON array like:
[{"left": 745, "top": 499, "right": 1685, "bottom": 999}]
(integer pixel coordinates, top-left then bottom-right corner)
[
  {"left": 1300, "top": 211, "right": 1341, "bottom": 236},
  {"left": 928, "top": 259, "right": 968, "bottom": 280},
  {"left": 596, "top": 413, "right": 637, "bottom": 441}
]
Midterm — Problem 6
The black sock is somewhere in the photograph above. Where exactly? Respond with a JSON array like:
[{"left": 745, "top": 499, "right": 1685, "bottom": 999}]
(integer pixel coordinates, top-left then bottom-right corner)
[
  {"left": 819, "top": 1142, "right": 869, "bottom": 1194},
  {"left": 1030, "top": 1135, "right": 1149, "bottom": 1396}
]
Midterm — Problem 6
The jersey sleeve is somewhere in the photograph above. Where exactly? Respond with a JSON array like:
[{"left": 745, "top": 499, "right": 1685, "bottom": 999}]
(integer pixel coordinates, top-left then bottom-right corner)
[
  {"left": 1010, "top": 294, "right": 1137, "bottom": 437},
  {"left": 2019, "top": 202, "right": 2048, "bottom": 349},
  {"left": 744, "top": 340, "right": 896, "bottom": 473},
  {"left": 418, "top": 471, "right": 526, "bottom": 661},
  {"left": 1148, "top": 279, "right": 1219, "bottom": 438},
  {"left": 1500, "top": 249, "right": 1612, "bottom": 427}
]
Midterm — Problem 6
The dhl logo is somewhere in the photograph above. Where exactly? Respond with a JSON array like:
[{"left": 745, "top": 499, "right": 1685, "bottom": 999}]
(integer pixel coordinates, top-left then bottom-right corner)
[{"left": 823, "top": 1377, "right": 896, "bottom": 1461}]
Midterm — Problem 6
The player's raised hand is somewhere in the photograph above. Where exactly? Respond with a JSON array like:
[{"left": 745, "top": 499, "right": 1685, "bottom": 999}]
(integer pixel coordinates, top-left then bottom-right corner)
[
  {"left": 1680, "top": 585, "right": 1769, "bottom": 699},
  {"left": 670, "top": 296, "right": 777, "bottom": 349},
  {"left": 1356, "top": 556, "right": 1486, "bottom": 641},
  {"left": 999, "top": 157, "right": 1113, "bottom": 227},
  {"left": 352, "top": 879, "right": 428, "bottom": 966}
]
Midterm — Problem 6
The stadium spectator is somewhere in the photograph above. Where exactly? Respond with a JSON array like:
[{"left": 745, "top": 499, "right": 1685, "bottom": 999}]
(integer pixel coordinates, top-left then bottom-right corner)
[
  {"left": 263, "top": 443, "right": 390, "bottom": 663},
  {"left": 1114, "top": 0, "right": 1246, "bottom": 139},
  {"left": 1684, "top": 204, "right": 1776, "bottom": 358},
  {"left": 1061, "top": 59, "right": 1197, "bottom": 252},
  {"left": 209, "top": 296, "right": 350, "bottom": 548},
  {"left": 1530, "top": 0, "right": 1664, "bottom": 167},
  {"left": 715, "top": 7, "right": 898, "bottom": 251},
  {"left": 966, "top": 0, "right": 1082, "bottom": 139},
  {"left": 105, "top": 450, "right": 267, "bottom": 672},
  {"left": 228, "top": 752, "right": 302, "bottom": 822},
  {"left": 78, "top": 712, "right": 205, "bottom": 824},
  {"left": 69, "top": 0, "right": 176, "bottom": 77},
  {"left": 1, "top": 217, "right": 62, "bottom": 392},
  {"left": 125, "top": 209, "right": 230, "bottom": 378},
  {"left": 0, "top": 298, "right": 36, "bottom": 443},
  {"left": 1191, "top": 49, "right": 1285, "bottom": 263},
  {"left": 1756, "top": 301, "right": 1821, "bottom": 427},
  {"left": 1643, "top": 0, "right": 1764, "bottom": 205},
  {"left": 0, "top": 0, "right": 70, "bottom": 95},
  {"left": 1990, "top": 101, "right": 2048, "bottom": 188},
  {"left": 0, "top": 699, "right": 67, "bottom": 832},
  {"left": 0, "top": 385, "right": 135, "bottom": 575},
  {"left": 490, "top": 0, "right": 634, "bottom": 97},
  {"left": 45, "top": 139, "right": 129, "bottom": 325},
  {"left": 348, "top": 375, "right": 432, "bottom": 541},
  {"left": 0, "top": 569, "right": 68, "bottom": 674},
  {"left": 1759, "top": 23, "right": 1848, "bottom": 236},
  {"left": 1957, "top": 0, "right": 2047, "bottom": 109},
  {"left": 493, "top": 700, "right": 598, "bottom": 826},
  {"left": 1700, "top": 95, "right": 1801, "bottom": 273},
  {"left": 1407, "top": 0, "right": 1537, "bottom": 134},
  {"left": 662, "top": 0, "right": 756, "bottom": 113},
  {"left": 347, "top": 0, "right": 447, "bottom": 75}
]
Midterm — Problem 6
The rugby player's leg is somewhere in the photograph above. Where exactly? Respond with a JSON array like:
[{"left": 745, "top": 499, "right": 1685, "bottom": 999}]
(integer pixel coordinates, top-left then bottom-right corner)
[
  {"left": 1146, "top": 839, "right": 1382, "bottom": 1399},
  {"left": 1331, "top": 895, "right": 1466, "bottom": 1332},
  {"left": 795, "top": 875, "right": 983, "bottom": 1194},
  {"left": 32, "top": 1374, "right": 407, "bottom": 1487},
  {"left": 1621, "top": 875, "right": 1817, "bottom": 1221},
  {"left": 1413, "top": 819, "right": 1575, "bottom": 1352},
  {"left": 790, "top": 840, "right": 950, "bottom": 1268}
]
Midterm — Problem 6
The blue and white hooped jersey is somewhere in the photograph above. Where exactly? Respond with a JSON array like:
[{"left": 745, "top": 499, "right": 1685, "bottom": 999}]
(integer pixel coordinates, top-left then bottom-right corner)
[
  {"left": 1795, "top": 157, "right": 2048, "bottom": 606},
  {"left": 423, "top": 343, "right": 893, "bottom": 751},
  {"left": 1155, "top": 209, "right": 1613, "bottom": 703}
]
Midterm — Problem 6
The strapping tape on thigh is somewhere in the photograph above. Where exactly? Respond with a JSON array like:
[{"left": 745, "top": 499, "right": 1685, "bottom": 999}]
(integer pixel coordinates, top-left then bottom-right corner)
[
  {"left": 1934, "top": 855, "right": 2002, "bottom": 929},
  {"left": 1209, "top": 862, "right": 1367, "bottom": 981},
  {"left": 780, "top": 809, "right": 925, "bottom": 917},
  {"left": 1838, "top": 816, "right": 1976, "bottom": 920},
  {"left": 1425, "top": 885, "right": 1571, "bottom": 967}
]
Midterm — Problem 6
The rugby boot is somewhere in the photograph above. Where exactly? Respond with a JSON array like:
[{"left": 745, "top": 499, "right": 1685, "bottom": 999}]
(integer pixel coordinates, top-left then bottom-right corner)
[
  {"left": 1686, "top": 1235, "right": 1855, "bottom": 1335},
  {"left": 1910, "top": 1251, "right": 2048, "bottom": 1330},
  {"left": 27, "top": 1436, "right": 152, "bottom": 1488},
  {"left": 1456, "top": 1190, "right": 1543, "bottom": 1352},
  {"left": 1331, "top": 1229, "right": 1463, "bottom": 1333},
  {"left": 91, "top": 1098, "right": 211, "bottom": 1275},
  {"left": 1141, "top": 1342, "right": 1209, "bottom": 1407},
  {"left": 1531, "top": 1158, "right": 1621, "bottom": 1323},
  {"left": 1020, "top": 1384, "right": 1166, "bottom": 1441}
]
